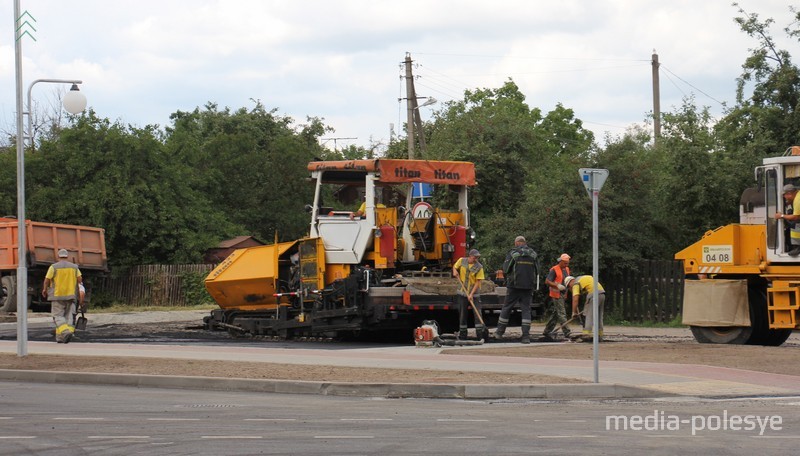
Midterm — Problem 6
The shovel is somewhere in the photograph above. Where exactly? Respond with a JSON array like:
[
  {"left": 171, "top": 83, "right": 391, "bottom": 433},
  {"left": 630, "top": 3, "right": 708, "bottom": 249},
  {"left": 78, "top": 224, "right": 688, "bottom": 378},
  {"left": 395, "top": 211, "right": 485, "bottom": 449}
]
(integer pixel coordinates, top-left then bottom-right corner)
[
  {"left": 456, "top": 276, "right": 485, "bottom": 327},
  {"left": 75, "top": 307, "right": 88, "bottom": 331},
  {"left": 554, "top": 311, "right": 584, "bottom": 334}
]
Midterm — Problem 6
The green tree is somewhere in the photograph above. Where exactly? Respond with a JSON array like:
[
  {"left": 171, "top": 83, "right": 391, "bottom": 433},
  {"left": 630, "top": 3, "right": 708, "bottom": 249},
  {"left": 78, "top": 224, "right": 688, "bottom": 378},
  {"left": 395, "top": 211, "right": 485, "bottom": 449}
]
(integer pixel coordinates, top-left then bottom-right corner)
[
  {"left": 718, "top": 4, "right": 800, "bottom": 156},
  {"left": 165, "top": 102, "right": 329, "bottom": 242},
  {"left": 26, "top": 111, "right": 237, "bottom": 266},
  {"left": 418, "top": 80, "right": 595, "bottom": 269}
]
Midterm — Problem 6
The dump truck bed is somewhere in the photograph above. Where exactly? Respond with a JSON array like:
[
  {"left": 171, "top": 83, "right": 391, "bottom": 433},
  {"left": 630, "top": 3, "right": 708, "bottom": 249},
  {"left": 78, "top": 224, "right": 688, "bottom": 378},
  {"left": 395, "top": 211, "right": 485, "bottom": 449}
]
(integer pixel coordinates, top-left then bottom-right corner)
[{"left": 0, "top": 218, "right": 107, "bottom": 271}]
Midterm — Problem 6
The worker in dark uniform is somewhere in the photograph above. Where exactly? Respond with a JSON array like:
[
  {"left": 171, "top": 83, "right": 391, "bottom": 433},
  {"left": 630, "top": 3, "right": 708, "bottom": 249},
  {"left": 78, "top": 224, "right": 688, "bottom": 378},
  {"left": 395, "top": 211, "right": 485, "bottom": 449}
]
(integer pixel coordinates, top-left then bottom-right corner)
[{"left": 494, "top": 236, "right": 538, "bottom": 344}]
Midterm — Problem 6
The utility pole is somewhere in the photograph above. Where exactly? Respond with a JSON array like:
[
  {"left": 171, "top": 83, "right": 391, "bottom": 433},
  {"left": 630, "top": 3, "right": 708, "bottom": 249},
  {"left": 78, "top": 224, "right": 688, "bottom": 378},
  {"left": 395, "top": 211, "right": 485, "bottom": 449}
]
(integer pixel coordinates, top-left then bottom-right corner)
[
  {"left": 652, "top": 50, "right": 661, "bottom": 144},
  {"left": 404, "top": 53, "right": 418, "bottom": 159}
]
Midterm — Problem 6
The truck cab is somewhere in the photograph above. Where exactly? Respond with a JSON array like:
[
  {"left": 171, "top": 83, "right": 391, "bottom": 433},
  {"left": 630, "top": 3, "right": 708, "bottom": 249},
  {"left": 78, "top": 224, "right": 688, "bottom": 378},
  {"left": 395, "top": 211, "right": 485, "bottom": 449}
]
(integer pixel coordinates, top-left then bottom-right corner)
[{"left": 757, "top": 154, "right": 800, "bottom": 263}]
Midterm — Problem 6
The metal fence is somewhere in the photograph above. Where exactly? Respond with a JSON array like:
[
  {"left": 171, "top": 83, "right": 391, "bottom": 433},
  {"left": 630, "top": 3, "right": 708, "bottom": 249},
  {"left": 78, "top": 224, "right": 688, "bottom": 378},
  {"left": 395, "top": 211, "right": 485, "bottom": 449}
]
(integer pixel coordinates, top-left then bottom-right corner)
[
  {"left": 91, "top": 264, "right": 215, "bottom": 307},
  {"left": 602, "top": 260, "right": 684, "bottom": 323}
]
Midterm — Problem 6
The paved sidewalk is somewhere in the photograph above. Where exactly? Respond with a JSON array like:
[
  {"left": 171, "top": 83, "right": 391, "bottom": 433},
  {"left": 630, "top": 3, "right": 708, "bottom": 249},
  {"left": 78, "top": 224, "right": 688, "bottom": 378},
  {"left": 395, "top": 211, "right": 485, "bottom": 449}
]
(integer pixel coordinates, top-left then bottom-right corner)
[
  {"left": 2, "top": 337, "right": 799, "bottom": 399},
  {"left": 1, "top": 312, "right": 799, "bottom": 399}
]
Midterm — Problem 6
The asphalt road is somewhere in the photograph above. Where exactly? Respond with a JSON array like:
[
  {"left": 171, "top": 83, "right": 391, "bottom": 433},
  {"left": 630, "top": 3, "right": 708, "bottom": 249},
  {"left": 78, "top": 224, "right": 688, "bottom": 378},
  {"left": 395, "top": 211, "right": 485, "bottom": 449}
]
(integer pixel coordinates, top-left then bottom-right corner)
[{"left": 1, "top": 382, "right": 798, "bottom": 455}]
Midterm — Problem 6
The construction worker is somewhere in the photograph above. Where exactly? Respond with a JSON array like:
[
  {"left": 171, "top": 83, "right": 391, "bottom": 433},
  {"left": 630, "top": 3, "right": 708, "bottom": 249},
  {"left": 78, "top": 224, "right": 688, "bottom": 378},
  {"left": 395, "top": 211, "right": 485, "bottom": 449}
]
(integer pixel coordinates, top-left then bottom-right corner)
[
  {"left": 494, "top": 236, "right": 538, "bottom": 344},
  {"left": 42, "top": 249, "right": 83, "bottom": 343},
  {"left": 452, "top": 249, "right": 485, "bottom": 340},
  {"left": 563, "top": 275, "right": 605, "bottom": 342},
  {"left": 774, "top": 183, "right": 800, "bottom": 256},
  {"left": 542, "top": 253, "right": 572, "bottom": 341}
]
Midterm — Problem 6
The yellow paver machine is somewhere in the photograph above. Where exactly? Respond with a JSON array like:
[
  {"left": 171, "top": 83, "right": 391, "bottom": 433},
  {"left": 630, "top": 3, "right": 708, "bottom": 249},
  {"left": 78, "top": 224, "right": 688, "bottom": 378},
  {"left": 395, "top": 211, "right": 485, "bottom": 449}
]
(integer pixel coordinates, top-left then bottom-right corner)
[{"left": 204, "top": 159, "right": 502, "bottom": 339}]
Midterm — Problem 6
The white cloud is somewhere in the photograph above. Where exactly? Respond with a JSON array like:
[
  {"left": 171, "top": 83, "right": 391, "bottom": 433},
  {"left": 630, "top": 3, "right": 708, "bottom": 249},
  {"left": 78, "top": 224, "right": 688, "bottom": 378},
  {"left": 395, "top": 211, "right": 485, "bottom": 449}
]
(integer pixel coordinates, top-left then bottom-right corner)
[{"left": 0, "top": 0, "right": 797, "bottom": 148}]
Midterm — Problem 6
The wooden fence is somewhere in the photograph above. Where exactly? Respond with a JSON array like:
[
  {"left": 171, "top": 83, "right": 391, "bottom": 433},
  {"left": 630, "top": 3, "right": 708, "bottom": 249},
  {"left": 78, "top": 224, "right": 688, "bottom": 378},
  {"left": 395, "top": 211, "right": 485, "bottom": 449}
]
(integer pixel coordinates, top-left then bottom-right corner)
[
  {"left": 91, "top": 260, "right": 686, "bottom": 320},
  {"left": 91, "top": 264, "right": 215, "bottom": 307},
  {"left": 602, "top": 260, "right": 684, "bottom": 323}
]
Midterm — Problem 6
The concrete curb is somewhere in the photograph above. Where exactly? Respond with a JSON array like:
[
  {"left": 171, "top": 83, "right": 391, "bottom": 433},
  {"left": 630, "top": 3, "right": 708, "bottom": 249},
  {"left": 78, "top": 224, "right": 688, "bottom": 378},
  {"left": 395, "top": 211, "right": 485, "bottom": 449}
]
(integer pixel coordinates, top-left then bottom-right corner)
[{"left": 0, "top": 369, "right": 664, "bottom": 399}]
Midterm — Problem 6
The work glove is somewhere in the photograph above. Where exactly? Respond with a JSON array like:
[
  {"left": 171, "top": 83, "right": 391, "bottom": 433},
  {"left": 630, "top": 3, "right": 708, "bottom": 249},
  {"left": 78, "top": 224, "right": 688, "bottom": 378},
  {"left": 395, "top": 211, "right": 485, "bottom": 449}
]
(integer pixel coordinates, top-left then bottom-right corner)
[{"left": 557, "top": 284, "right": 566, "bottom": 291}]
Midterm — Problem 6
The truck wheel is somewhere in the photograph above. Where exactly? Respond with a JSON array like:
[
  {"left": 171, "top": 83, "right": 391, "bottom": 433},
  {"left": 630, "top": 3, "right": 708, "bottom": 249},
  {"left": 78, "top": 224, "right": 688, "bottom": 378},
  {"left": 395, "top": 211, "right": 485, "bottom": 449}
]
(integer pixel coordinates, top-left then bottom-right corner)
[
  {"left": 745, "top": 287, "right": 792, "bottom": 347},
  {"left": 690, "top": 325, "right": 752, "bottom": 344},
  {"left": 0, "top": 275, "right": 17, "bottom": 313}
]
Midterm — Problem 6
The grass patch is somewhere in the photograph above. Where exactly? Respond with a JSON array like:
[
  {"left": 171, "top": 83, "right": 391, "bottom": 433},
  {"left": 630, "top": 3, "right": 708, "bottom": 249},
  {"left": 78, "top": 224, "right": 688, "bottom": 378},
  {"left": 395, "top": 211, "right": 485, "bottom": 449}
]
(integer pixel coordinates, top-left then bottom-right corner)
[
  {"left": 87, "top": 303, "right": 218, "bottom": 314},
  {"left": 603, "top": 315, "right": 684, "bottom": 328}
]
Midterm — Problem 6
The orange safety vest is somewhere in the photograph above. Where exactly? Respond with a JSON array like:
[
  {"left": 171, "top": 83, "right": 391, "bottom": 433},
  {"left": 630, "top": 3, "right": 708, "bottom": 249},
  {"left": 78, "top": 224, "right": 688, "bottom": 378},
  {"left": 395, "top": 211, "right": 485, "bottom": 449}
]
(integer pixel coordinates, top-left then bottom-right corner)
[{"left": 548, "top": 265, "right": 570, "bottom": 298}]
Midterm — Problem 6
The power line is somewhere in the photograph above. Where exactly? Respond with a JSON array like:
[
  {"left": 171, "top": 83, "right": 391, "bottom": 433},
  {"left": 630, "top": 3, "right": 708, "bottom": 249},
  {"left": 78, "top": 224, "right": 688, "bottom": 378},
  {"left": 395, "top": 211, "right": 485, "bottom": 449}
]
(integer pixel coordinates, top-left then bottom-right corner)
[
  {"left": 661, "top": 70, "right": 688, "bottom": 98},
  {"left": 418, "top": 64, "right": 476, "bottom": 91},
  {"left": 414, "top": 81, "right": 461, "bottom": 101},
  {"left": 415, "top": 52, "right": 649, "bottom": 63},
  {"left": 582, "top": 120, "right": 631, "bottom": 130},
  {"left": 660, "top": 65, "right": 726, "bottom": 106},
  {"left": 416, "top": 71, "right": 467, "bottom": 94},
  {"left": 429, "top": 63, "right": 649, "bottom": 78}
]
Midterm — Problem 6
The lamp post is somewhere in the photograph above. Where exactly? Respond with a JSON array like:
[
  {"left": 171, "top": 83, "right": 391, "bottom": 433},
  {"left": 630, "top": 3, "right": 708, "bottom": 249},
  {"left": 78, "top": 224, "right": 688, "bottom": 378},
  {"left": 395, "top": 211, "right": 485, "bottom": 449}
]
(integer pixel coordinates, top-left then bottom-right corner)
[
  {"left": 13, "top": 0, "right": 87, "bottom": 355},
  {"left": 417, "top": 97, "right": 437, "bottom": 109},
  {"left": 26, "top": 79, "right": 86, "bottom": 145},
  {"left": 15, "top": 80, "right": 87, "bottom": 357}
]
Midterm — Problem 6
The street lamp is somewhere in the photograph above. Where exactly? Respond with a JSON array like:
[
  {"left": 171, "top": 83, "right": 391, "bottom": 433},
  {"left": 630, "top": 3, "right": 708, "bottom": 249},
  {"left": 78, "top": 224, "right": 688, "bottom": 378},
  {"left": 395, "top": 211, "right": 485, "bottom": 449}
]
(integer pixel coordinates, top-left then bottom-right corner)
[
  {"left": 26, "top": 79, "right": 85, "bottom": 145},
  {"left": 15, "top": 78, "right": 87, "bottom": 357},
  {"left": 417, "top": 97, "right": 437, "bottom": 109}
]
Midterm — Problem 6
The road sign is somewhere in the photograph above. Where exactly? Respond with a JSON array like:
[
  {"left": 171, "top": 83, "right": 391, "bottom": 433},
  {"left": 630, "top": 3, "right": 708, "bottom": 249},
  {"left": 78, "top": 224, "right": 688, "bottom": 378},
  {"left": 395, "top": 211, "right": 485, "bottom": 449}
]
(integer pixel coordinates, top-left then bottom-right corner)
[
  {"left": 577, "top": 167, "right": 609, "bottom": 383},
  {"left": 579, "top": 168, "right": 609, "bottom": 194}
]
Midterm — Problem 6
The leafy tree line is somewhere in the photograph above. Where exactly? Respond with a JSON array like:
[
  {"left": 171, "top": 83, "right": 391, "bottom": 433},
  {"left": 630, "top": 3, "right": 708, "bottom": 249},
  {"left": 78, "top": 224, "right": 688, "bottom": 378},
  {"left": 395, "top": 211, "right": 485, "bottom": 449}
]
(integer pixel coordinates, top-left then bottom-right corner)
[{"left": 0, "top": 5, "right": 797, "bottom": 278}]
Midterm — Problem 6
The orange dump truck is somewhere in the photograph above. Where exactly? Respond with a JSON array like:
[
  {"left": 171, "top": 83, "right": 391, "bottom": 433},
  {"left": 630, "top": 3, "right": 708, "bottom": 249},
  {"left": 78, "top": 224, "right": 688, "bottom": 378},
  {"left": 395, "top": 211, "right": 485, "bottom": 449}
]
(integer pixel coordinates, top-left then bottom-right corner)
[{"left": 0, "top": 217, "right": 107, "bottom": 312}]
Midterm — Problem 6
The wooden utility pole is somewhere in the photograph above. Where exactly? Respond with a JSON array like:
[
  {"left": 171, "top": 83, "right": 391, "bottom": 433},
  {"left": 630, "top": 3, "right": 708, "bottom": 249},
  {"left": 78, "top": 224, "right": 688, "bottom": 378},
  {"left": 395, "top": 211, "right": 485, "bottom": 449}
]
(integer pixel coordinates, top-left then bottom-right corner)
[
  {"left": 404, "top": 53, "right": 418, "bottom": 159},
  {"left": 652, "top": 50, "right": 661, "bottom": 144}
]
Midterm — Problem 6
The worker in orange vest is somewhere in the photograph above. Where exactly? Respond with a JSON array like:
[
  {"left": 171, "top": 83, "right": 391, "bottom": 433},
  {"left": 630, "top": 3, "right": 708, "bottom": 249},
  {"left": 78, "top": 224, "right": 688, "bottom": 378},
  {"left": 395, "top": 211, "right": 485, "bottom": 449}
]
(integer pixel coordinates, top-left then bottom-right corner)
[{"left": 542, "top": 253, "right": 572, "bottom": 341}]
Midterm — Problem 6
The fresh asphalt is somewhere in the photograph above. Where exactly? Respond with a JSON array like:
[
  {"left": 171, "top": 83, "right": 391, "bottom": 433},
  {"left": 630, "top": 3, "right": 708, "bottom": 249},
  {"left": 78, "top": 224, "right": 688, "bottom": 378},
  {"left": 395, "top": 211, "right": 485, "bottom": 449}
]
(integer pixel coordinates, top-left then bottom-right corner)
[{"left": 1, "top": 310, "right": 799, "bottom": 400}]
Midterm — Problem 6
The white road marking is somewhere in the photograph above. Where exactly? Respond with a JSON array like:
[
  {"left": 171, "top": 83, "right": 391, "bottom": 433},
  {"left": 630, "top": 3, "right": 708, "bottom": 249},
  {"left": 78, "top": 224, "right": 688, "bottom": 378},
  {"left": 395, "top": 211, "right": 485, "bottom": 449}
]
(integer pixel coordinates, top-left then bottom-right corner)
[
  {"left": 313, "top": 436, "right": 375, "bottom": 439},
  {"left": 87, "top": 436, "right": 150, "bottom": 439},
  {"left": 436, "top": 419, "right": 489, "bottom": 422},
  {"left": 560, "top": 419, "right": 587, "bottom": 423},
  {"left": 244, "top": 418, "right": 297, "bottom": 421},
  {"left": 340, "top": 418, "right": 393, "bottom": 421},
  {"left": 200, "top": 436, "right": 263, "bottom": 439},
  {"left": 53, "top": 417, "right": 105, "bottom": 421},
  {"left": 538, "top": 435, "right": 597, "bottom": 439},
  {"left": 443, "top": 436, "right": 486, "bottom": 439},
  {"left": 0, "top": 436, "right": 36, "bottom": 439},
  {"left": 751, "top": 435, "right": 800, "bottom": 439},
  {"left": 147, "top": 418, "right": 201, "bottom": 421},
  {"left": 0, "top": 417, "right": 12, "bottom": 420}
]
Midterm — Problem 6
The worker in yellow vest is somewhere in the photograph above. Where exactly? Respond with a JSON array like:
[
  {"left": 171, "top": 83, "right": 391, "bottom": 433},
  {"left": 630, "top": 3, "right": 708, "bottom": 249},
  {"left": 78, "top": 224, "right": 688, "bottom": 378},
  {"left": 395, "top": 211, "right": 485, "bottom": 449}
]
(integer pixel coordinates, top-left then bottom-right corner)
[
  {"left": 564, "top": 275, "right": 605, "bottom": 342},
  {"left": 42, "top": 249, "right": 83, "bottom": 343}
]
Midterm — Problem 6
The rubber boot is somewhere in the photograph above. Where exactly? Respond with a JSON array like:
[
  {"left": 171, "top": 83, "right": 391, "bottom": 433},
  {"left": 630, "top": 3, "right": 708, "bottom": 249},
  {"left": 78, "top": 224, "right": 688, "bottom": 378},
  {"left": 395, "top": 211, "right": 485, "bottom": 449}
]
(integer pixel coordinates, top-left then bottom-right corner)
[
  {"left": 520, "top": 325, "right": 531, "bottom": 344},
  {"left": 458, "top": 327, "right": 468, "bottom": 340},
  {"left": 493, "top": 323, "right": 507, "bottom": 339}
]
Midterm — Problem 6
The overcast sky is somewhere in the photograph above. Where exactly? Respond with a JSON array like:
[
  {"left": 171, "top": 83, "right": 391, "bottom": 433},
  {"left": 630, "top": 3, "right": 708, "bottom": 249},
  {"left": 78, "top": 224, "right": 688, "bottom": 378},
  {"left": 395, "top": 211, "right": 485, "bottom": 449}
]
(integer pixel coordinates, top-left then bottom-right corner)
[{"left": 1, "top": 0, "right": 798, "bottom": 151}]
